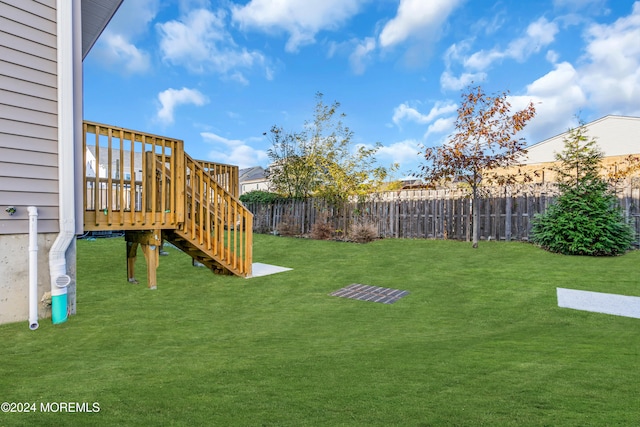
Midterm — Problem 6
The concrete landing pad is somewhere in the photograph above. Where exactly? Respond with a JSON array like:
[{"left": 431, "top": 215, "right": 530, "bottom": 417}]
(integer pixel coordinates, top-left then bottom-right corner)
[
  {"left": 247, "top": 263, "right": 292, "bottom": 278},
  {"left": 557, "top": 288, "right": 640, "bottom": 319}
]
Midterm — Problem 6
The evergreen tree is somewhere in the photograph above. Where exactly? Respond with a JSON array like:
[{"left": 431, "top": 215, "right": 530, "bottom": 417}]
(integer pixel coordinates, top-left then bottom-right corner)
[{"left": 530, "top": 124, "right": 633, "bottom": 256}]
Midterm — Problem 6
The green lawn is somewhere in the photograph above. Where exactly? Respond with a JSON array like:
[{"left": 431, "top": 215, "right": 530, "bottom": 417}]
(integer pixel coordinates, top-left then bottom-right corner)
[{"left": 1, "top": 235, "right": 639, "bottom": 426}]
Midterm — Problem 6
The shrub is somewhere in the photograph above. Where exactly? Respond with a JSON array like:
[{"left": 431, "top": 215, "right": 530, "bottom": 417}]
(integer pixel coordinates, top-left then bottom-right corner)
[
  {"left": 349, "top": 222, "right": 378, "bottom": 243},
  {"left": 239, "top": 190, "right": 281, "bottom": 204},
  {"left": 276, "top": 214, "right": 300, "bottom": 237},
  {"left": 310, "top": 220, "right": 334, "bottom": 240},
  {"left": 531, "top": 182, "right": 633, "bottom": 256},
  {"left": 530, "top": 124, "right": 634, "bottom": 256},
  {"left": 254, "top": 223, "right": 272, "bottom": 235}
]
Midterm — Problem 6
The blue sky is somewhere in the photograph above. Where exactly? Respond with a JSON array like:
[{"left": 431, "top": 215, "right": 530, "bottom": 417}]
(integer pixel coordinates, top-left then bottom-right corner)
[{"left": 83, "top": 0, "right": 640, "bottom": 176}]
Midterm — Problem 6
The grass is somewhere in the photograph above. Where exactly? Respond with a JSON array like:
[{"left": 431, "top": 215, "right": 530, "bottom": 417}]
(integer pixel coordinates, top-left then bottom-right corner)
[{"left": 1, "top": 235, "right": 639, "bottom": 426}]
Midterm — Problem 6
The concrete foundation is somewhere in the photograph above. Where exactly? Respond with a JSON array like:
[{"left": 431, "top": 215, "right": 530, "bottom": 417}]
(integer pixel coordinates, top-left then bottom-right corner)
[{"left": 0, "top": 233, "right": 76, "bottom": 327}]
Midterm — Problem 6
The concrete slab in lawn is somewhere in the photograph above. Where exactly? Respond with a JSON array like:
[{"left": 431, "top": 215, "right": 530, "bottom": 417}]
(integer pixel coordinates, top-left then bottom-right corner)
[
  {"left": 557, "top": 288, "right": 640, "bottom": 319},
  {"left": 247, "top": 263, "right": 292, "bottom": 278}
]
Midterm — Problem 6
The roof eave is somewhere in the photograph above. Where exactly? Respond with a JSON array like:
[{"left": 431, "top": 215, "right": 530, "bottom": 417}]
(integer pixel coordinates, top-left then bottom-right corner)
[{"left": 82, "top": 0, "right": 124, "bottom": 59}]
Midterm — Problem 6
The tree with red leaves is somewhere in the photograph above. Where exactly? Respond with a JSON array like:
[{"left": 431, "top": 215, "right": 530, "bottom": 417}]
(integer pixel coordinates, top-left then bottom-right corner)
[{"left": 421, "top": 86, "right": 536, "bottom": 248}]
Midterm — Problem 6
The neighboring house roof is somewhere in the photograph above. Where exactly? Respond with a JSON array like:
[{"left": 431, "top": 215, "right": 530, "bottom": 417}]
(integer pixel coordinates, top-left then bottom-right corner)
[
  {"left": 239, "top": 166, "right": 267, "bottom": 182},
  {"left": 239, "top": 166, "right": 270, "bottom": 194},
  {"left": 82, "top": 0, "right": 124, "bottom": 59},
  {"left": 523, "top": 115, "right": 640, "bottom": 165}
]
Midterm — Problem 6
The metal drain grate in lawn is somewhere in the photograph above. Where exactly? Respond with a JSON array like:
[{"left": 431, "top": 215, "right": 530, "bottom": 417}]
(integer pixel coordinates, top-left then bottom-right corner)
[{"left": 330, "top": 284, "right": 409, "bottom": 304}]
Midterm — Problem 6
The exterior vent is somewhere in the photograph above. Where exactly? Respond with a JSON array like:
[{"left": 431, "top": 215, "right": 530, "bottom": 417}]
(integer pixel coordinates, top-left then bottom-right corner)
[{"left": 55, "top": 275, "right": 71, "bottom": 288}]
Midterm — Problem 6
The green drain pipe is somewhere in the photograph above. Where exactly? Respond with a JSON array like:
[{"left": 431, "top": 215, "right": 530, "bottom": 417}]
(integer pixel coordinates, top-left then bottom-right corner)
[{"left": 51, "top": 272, "right": 71, "bottom": 324}]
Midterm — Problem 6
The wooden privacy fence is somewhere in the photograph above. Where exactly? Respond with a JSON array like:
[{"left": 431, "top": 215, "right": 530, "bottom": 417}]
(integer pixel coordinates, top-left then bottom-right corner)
[{"left": 243, "top": 185, "right": 640, "bottom": 245}]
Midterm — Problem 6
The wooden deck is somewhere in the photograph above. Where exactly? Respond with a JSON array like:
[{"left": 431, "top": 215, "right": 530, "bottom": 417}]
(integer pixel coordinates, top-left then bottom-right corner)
[{"left": 83, "top": 121, "right": 253, "bottom": 283}]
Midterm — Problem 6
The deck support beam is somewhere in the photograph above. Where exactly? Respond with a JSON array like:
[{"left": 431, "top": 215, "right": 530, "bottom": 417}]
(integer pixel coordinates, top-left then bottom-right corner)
[{"left": 125, "top": 230, "right": 162, "bottom": 289}]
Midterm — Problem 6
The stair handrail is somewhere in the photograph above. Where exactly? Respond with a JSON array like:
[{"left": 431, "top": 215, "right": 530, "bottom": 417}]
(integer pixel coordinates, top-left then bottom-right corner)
[
  {"left": 182, "top": 153, "right": 253, "bottom": 276},
  {"left": 197, "top": 160, "right": 240, "bottom": 199}
]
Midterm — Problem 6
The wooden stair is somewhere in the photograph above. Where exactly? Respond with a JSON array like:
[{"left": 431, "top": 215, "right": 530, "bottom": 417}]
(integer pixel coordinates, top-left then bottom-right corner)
[
  {"left": 175, "top": 153, "right": 252, "bottom": 277},
  {"left": 83, "top": 121, "right": 253, "bottom": 287},
  {"left": 164, "top": 230, "right": 233, "bottom": 275}
]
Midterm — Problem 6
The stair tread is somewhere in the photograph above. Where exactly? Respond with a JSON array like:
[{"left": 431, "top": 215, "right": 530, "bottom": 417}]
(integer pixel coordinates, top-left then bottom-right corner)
[{"left": 165, "top": 228, "right": 242, "bottom": 276}]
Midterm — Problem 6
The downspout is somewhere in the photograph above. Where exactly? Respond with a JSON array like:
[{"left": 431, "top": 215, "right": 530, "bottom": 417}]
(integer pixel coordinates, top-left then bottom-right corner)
[
  {"left": 50, "top": 0, "right": 76, "bottom": 324},
  {"left": 28, "top": 207, "right": 39, "bottom": 331},
  {"left": 74, "top": 0, "right": 84, "bottom": 236}
]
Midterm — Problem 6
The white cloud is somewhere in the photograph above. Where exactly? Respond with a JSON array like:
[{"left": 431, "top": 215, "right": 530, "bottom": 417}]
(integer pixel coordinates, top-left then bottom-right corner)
[
  {"left": 379, "top": 0, "right": 462, "bottom": 48},
  {"left": 178, "top": 0, "right": 210, "bottom": 15},
  {"left": 98, "top": 32, "right": 151, "bottom": 74},
  {"left": 201, "top": 132, "right": 268, "bottom": 168},
  {"left": 374, "top": 140, "right": 423, "bottom": 167},
  {"left": 579, "top": 1, "right": 640, "bottom": 115},
  {"left": 463, "top": 50, "right": 501, "bottom": 71},
  {"left": 392, "top": 101, "right": 458, "bottom": 126},
  {"left": 91, "top": 0, "right": 158, "bottom": 74},
  {"left": 440, "top": 70, "right": 487, "bottom": 91},
  {"left": 464, "top": 17, "right": 559, "bottom": 71},
  {"left": 553, "top": 0, "right": 608, "bottom": 11},
  {"left": 389, "top": 102, "right": 457, "bottom": 166},
  {"left": 156, "top": 88, "right": 208, "bottom": 124},
  {"left": 157, "top": 8, "right": 268, "bottom": 81},
  {"left": 349, "top": 37, "right": 377, "bottom": 75},
  {"left": 545, "top": 50, "right": 560, "bottom": 64},
  {"left": 441, "top": 16, "right": 560, "bottom": 93},
  {"left": 231, "top": 0, "right": 364, "bottom": 53},
  {"left": 439, "top": 41, "right": 488, "bottom": 90},
  {"left": 200, "top": 132, "right": 243, "bottom": 147},
  {"left": 473, "top": 9, "right": 507, "bottom": 36},
  {"left": 514, "top": 2, "right": 640, "bottom": 143},
  {"left": 528, "top": 62, "right": 582, "bottom": 98},
  {"left": 509, "top": 61, "right": 586, "bottom": 143},
  {"left": 525, "top": 17, "right": 559, "bottom": 48},
  {"left": 424, "top": 116, "right": 455, "bottom": 138},
  {"left": 443, "top": 41, "right": 472, "bottom": 67},
  {"left": 108, "top": 0, "right": 160, "bottom": 37}
]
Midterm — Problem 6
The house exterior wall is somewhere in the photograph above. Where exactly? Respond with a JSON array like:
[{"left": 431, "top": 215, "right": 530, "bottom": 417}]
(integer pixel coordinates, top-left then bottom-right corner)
[
  {"left": 523, "top": 115, "right": 640, "bottom": 165},
  {"left": 499, "top": 115, "right": 640, "bottom": 184},
  {"left": 512, "top": 154, "right": 640, "bottom": 184},
  {"left": 1, "top": 0, "right": 122, "bottom": 327},
  {"left": 0, "top": 233, "right": 76, "bottom": 325},
  {"left": 240, "top": 179, "right": 271, "bottom": 195},
  {"left": 0, "top": 0, "right": 69, "bottom": 327},
  {"left": 0, "top": 233, "right": 55, "bottom": 324},
  {"left": 0, "top": 0, "right": 59, "bottom": 235}
]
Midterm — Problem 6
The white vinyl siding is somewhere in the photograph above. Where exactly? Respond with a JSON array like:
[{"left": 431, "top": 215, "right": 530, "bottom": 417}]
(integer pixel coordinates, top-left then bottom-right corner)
[
  {"left": 0, "top": 0, "right": 58, "bottom": 234},
  {"left": 524, "top": 116, "right": 640, "bottom": 165}
]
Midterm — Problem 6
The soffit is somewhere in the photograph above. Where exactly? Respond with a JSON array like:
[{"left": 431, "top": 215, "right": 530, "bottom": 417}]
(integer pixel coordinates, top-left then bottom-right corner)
[{"left": 82, "top": 0, "right": 124, "bottom": 59}]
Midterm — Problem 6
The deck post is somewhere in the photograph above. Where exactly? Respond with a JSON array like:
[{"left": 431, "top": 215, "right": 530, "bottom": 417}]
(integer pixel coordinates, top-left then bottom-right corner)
[
  {"left": 126, "top": 241, "right": 139, "bottom": 284},
  {"left": 125, "top": 230, "right": 162, "bottom": 289},
  {"left": 141, "top": 241, "right": 159, "bottom": 290}
]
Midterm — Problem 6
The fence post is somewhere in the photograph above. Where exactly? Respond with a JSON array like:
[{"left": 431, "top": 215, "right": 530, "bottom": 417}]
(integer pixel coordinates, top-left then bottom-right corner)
[{"left": 505, "top": 186, "right": 512, "bottom": 242}]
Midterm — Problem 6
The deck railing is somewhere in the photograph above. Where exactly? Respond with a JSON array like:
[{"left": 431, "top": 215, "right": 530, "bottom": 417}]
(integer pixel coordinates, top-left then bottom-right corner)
[
  {"left": 83, "top": 121, "right": 252, "bottom": 276},
  {"left": 83, "top": 121, "right": 185, "bottom": 230}
]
